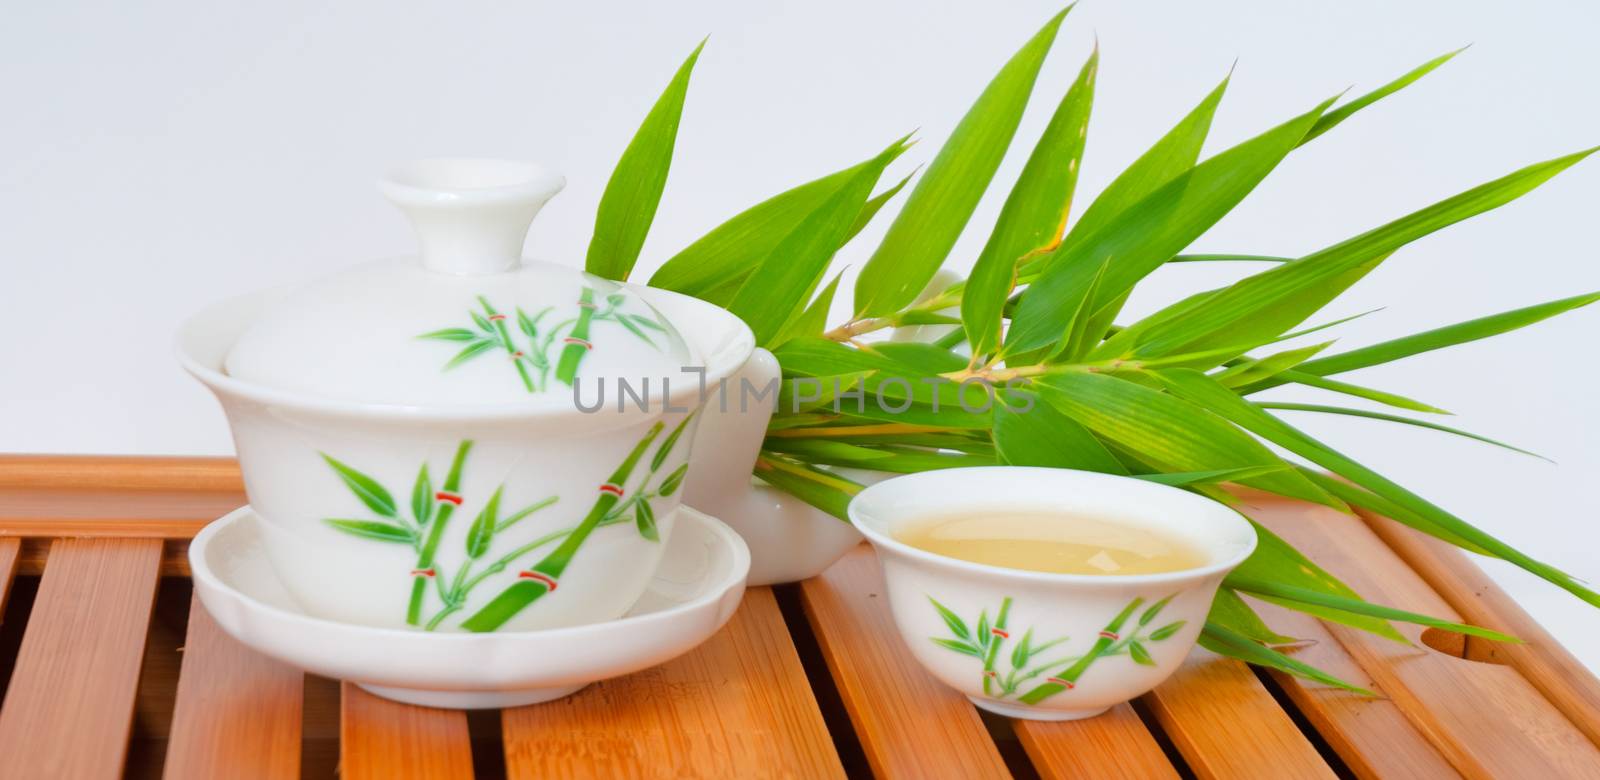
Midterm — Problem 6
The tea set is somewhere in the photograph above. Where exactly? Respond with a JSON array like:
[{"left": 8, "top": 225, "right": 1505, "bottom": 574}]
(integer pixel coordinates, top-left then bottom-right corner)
[{"left": 179, "top": 158, "right": 1255, "bottom": 718}]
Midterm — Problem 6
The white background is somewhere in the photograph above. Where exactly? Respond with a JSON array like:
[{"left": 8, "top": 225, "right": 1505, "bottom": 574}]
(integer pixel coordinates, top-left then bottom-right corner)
[{"left": 3, "top": 2, "right": 1598, "bottom": 667}]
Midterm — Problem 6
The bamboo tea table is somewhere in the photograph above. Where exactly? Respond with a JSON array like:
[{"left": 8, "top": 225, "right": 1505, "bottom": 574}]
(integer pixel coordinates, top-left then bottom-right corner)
[{"left": 2, "top": 455, "right": 1599, "bottom": 778}]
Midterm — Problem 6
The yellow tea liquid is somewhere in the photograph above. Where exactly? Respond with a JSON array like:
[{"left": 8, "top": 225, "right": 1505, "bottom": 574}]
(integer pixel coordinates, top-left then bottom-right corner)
[{"left": 894, "top": 511, "right": 1207, "bottom": 575}]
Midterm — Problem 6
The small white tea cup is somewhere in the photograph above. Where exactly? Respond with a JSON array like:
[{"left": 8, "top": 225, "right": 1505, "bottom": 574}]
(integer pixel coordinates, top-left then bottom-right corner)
[{"left": 851, "top": 467, "right": 1257, "bottom": 721}]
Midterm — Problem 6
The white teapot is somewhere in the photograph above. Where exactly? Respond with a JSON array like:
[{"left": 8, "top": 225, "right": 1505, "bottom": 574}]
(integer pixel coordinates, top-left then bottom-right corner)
[{"left": 178, "top": 158, "right": 853, "bottom": 632}]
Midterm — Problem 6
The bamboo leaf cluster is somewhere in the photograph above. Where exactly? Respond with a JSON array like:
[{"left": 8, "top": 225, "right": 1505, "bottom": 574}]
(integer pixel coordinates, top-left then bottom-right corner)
[{"left": 581, "top": 10, "right": 1597, "bottom": 688}]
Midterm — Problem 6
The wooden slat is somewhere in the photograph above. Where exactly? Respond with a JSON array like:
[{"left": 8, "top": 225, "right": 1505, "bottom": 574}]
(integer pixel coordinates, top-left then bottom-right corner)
[
  {"left": 1231, "top": 498, "right": 1461, "bottom": 779},
  {"left": 0, "top": 486, "right": 243, "bottom": 539},
  {"left": 1248, "top": 597, "right": 1460, "bottom": 779},
  {"left": 800, "top": 546, "right": 1010, "bottom": 779},
  {"left": 1014, "top": 703, "right": 1180, "bottom": 780},
  {"left": 1365, "top": 509, "right": 1600, "bottom": 746},
  {"left": 0, "top": 538, "right": 163, "bottom": 778},
  {"left": 1142, "top": 646, "right": 1336, "bottom": 779},
  {"left": 501, "top": 587, "right": 843, "bottom": 779},
  {"left": 164, "top": 591, "right": 303, "bottom": 779},
  {"left": 0, "top": 455, "right": 243, "bottom": 491},
  {"left": 0, "top": 537, "right": 18, "bottom": 614},
  {"left": 16, "top": 538, "right": 191, "bottom": 577},
  {"left": 341, "top": 682, "right": 474, "bottom": 780},
  {"left": 1255, "top": 496, "right": 1600, "bottom": 778}
]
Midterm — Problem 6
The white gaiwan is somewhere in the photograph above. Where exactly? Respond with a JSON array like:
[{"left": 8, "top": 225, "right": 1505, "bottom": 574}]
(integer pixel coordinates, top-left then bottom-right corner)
[{"left": 180, "top": 158, "right": 760, "bottom": 632}]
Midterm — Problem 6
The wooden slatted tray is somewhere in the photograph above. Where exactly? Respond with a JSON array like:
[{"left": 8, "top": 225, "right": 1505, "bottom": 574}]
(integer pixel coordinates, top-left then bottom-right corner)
[{"left": 2, "top": 455, "right": 1599, "bottom": 779}]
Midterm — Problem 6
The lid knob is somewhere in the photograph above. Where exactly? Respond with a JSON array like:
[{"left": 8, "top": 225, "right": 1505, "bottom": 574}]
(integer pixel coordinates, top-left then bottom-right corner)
[{"left": 379, "top": 158, "right": 565, "bottom": 275}]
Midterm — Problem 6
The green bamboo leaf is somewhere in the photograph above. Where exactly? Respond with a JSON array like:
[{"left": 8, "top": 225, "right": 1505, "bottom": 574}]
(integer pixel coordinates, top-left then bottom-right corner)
[
  {"left": 1256, "top": 402, "right": 1547, "bottom": 460},
  {"left": 854, "top": 7, "right": 1071, "bottom": 317},
  {"left": 465, "top": 485, "right": 503, "bottom": 559},
  {"left": 731, "top": 138, "right": 908, "bottom": 345},
  {"left": 1010, "top": 628, "right": 1034, "bottom": 668},
  {"left": 516, "top": 307, "right": 546, "bottom": 339},
  {"left": 824, "top": 392, "right": 992, "bottom": 429},
  {"left": 896, "top": 311, "right": 962, "bottom": 326},
  {"left": 629, "top": 313, "right": 667, "bottom": 332},
  {"left": 929, "top": 596, "right": 972, "bottom": 640},
  {"left": 993, "top": 393, "right": 1127, "bottom": 474},
  {"left": 1227, "top": 575, "right": 1519, "bottom": 643},
  {"left": 1103, "top": 148, "right": 1598, "bottom": 359},
  {"left": 1032, "top": 372, "right": 1340, "bottom": 508},
  {"left": 657, "top": 463, "right": 689, "bottom": 497},
  {"left": 324, "top": 518, "right": 414, "bottom": 544},
  {"left": 1299, "top": 470, "right": 1491, "bottom": 555},
  {"left": 976, "top": 610, "right": 992, "bottom": 652},
  {"left": 653, "top": 415, "right": 695, "bottom": 470},
  {"left": 770, "top": 430, "right": 990, "bottom": 453},
  {"left": 775, "top": 371, "right": 866, "bottom": 416},
  {"left": 931, "top": 637, "right": 984, "bottom": 658},
  {"left": 770, "top": 271, "right": 844, "bottom": 350},
  {"left": 764, "top": 438, "right": 894, "bottom": 462},
  {"left": 1132, "top": 465, "right": 1287, "bottom": 487},
  {"left": 1301, "top": 47, "right": 1467, "bottom": 145},
  {"left": 1157, "top": 368, "right": 1600, "bottom": 608},
  {"left": 1006, "top": 94, "right": 1336, "bottom": 355},
  {"left": 1226, "top": 519, "right": 1404, "bottom": 641},
  {"left": 869, "top": 342, "right": 969, "bottom": 373},
  {"left": 410, "top": 463, "right": 433, "bottom": 527},
  {"left": 753, "top": 454, "right": 861, "bottom": 521},
  {"left": 1139, "top": 594, "right": 1175, "bottom": 626},
  {"left": 1200, "top": 623, "right": 1372, "bottom": 694},
  {"left": 585, "top": 40, "right": 705, "bottom": 282},
  {"left": 768, "top": 443, "right": 993, "bottom": 474},
  {"left": 963, "top": 47, "right": 1098, "bottom": 356},
  {"left": 612, "top": 312, "right": 656, "bottom": 346},
  {"left": 635, "top": 500, "right": 660, "bottom": 541},
  {"left": 1212, "top": 341, "right": 1334, "bottom": 388},
  {"left": 1169, "top": 254, "right": 1292, "bottom": 263},
  {"left": 1128, "top": 641, "right": 1156, "bottom": 666},
  {"left": 320, "top": 454, "right": 398, "bottom": 518},
  {"left": 444, "top": 339, "right": 496, "bottom": 369},
  {"left": 1209, "top": 588, "right": 1299, "bottom": 645},
  {"left": 652, "top": 157, "right": 909, "bottom": 302},
  {"left": 471, "top": 311, "right": 494, "bottom": 333},
  {"left": 1271, "top": 369, "right": 1450, "bottom": 414},
  {"left": 1247, "top": 291, "right": 1600, "bottom": 391},
  {"left": 848, "top": 170, "right": 916, "bottom": 241},
  {"left": 1148, "top": 621, "right": 1186, "bottom": 641},
  {"left": 773, "top": 337, "right": 901, "bottom": 376},
  {"left": 1054, "top": 72, "right": 1230, "bottom": 265},
  {"left": 1051, "top": 258, "right": 1112, "bottom": 362},
  {"left": 418, "top": 328, "right": 479, "bottom": 342}
]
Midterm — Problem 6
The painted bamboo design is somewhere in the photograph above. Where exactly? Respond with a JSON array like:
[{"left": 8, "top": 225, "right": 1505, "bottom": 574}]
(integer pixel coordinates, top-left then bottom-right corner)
[
  {"left": 457, "top": 416, "right": 691, "bottom": 631},
  {"left": 555, "top": 287, "right": 598, "bottom": 385},
  {"left": 318, "top": 420, "right": 689, "bottom": 631},
  {"left": 406, "top": 441, "right": 473, "bottom": 624},
  {"left": 928, "top": 593, "right": 1186, "bottom": 705},
  {"left": 420, "top": 288, "right": 666, "bottom": 393}
]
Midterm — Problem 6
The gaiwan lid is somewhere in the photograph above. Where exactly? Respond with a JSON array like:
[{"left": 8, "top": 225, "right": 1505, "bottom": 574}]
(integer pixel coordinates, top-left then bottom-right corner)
[{"left": 225, "top": 159, "right": 695, "bottom": 408}]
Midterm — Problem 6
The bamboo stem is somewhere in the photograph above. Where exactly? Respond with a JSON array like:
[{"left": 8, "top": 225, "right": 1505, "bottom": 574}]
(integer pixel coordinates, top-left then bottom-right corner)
[
  {"left": 407, "top": 441, "right": 474, "bottom": 625},
  {"left": 1017, "top": 597, "right": 1144, "bottom": 705},
  {"left": 479, "top": 297, "right": 536, "bottom": 392},
  {"left": 459, "top": 422, "right": 665, "bottom": 632},
  {"left": 822, "top": 289, "right": 963, "bottom": 341},
  {"left": 555, "top": 287, "right": 597, "bottom": 385}
]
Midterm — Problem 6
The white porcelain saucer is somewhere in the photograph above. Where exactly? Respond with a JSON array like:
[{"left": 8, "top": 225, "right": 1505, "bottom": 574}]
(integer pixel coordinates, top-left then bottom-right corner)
[{"left": 190, "top": 505, "right": 750, "bottom": 709}]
